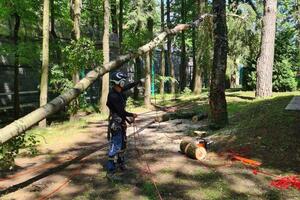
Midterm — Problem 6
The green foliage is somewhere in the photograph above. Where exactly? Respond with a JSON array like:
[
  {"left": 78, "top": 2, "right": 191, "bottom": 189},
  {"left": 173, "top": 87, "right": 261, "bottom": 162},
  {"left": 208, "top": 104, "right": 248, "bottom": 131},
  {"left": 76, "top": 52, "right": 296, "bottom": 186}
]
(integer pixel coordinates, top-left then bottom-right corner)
[
  {"left": 273, "top": 59, "right": 297, "bottom": 92},
  {"left": 49, "top": 64, "right": 73, "bottom": 93},
  {"left": 62, "top": 38, "right": 103, "bottom": 74},
  {"left": 0, "top": 134, "right": 38, "bottom": 170},
  {"left": 126, "top": 97, "right": 135, "bottom": 109},
  {"left": 181, "top": 87, "right": 192, "bottom": 96}
]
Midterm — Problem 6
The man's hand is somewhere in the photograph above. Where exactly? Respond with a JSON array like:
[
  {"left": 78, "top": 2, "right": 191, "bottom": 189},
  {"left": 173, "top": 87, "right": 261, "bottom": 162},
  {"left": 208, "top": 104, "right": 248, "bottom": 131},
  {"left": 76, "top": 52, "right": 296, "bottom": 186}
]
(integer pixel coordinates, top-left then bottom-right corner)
[{"left": 133, "top": 113, "right": 138, "bottom": 118}]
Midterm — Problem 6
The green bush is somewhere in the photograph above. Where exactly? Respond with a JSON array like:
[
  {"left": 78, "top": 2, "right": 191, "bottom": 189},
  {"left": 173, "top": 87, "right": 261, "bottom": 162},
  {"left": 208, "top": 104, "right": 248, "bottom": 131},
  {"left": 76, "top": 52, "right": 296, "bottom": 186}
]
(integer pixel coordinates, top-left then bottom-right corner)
[
  {"left": 273, "top": 59, "right": 297, "bottom": 92},
  {"left": 242, "top": 60, "right": 297, "bottom": 92},
  {"left": 0, "top": 134, "right": 38, "bottom": 171}
]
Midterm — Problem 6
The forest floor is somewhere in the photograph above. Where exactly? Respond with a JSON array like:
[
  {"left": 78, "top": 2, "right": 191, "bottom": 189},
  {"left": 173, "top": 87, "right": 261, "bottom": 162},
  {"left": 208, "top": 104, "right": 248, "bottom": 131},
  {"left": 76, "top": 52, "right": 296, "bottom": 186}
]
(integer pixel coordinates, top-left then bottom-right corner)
[{"left": 1, "top": 90, "right": 300, "bottom": 200}]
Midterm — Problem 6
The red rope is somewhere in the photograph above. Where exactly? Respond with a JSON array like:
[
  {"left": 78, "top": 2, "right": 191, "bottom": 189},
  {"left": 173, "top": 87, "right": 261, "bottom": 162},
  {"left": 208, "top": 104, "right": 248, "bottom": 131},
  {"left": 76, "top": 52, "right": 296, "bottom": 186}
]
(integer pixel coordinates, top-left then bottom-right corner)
[{"left": 133, "top": 123, "right": 163, "bottom": 200}]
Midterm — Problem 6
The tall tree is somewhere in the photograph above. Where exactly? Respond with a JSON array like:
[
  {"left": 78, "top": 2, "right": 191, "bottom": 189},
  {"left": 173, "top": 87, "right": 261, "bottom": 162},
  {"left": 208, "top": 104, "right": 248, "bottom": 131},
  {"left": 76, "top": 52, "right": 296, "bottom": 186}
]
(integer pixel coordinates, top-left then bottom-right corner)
[
  {"left": 159, "top": 0, "right": 166, "bottom": 95},
  {"left": 144, "top": 14, "right": 154, "bottom": 108},
  {"left": 111, "top": 0, "right": 118, "bottom": 35},
  {"left": 209, "top": 0, "right": 228, "bottom": 128},
  {"left": 119, "top": 0, "right": 124, "bottom": 52},
  {"left": 71, "top": 0, "right": 81, "bottom": 84},
  {"left": 180, "top": 0, "right": 187, "bottom": 91},
  {"left": 167, "top": 0, "right": 176, "bottom": 94},
  {"left": 39, "top": 0, "right": 50, "bottom": 127},
  {"left": 192, "top": 0, "right": 206, "bottom": 94},
  {"left": 256, "top": 0, "right": 277, "bottom": 98},
  {"left": 13, "top": 13, "right": 20, "bottom": 119},
  {"left": 297, "top": 0, "right": 300, "bottom": 75},
  {"left": 99, "top": 0, "right": 110, "bottom": 114}
]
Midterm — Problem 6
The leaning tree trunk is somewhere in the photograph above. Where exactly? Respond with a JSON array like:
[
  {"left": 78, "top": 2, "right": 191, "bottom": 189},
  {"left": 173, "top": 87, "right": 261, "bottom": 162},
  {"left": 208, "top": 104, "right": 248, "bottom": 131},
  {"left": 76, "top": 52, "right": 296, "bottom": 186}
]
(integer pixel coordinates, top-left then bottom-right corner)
[
  {"left": 159, "top": 0, "right": 165, "bottom": 95},
  {"left": 99, "top": 0, "right": 110, "bottom": 114},
  {"left": 0, "top": 15, "right": 210, "bottom": 144},
  {"left": 255, "top": 0, "right": 277, "bottom": 98},
  {"left": 180, "top": 0, "right": 187, "bottom": 91},
  {"left": 167, "top": 0, "right": 176, "bottom": 94},
  {"left": 39, "top": 0, "right": 50, "bottom": 127},
  {"left": 13, "top": 14, "right": 20, "bottom": 120},
  {"left": 209, "top": 0, "right": 228, "bottom": 128}
]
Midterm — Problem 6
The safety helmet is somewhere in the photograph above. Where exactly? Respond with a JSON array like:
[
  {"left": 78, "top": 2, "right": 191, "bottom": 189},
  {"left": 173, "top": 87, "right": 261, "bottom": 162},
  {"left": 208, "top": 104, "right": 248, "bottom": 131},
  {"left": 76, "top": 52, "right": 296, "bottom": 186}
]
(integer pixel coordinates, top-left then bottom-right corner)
[{"left": 110, "top": 71, "right": 128, "bottom": 87}]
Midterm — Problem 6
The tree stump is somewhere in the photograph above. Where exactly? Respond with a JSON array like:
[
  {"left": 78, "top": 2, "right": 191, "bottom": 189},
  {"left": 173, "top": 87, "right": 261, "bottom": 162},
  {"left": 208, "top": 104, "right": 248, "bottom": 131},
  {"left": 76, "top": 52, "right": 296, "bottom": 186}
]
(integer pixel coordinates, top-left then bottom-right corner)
[{"left": 185, "top": 143, "right": 207, "bottom": 160}]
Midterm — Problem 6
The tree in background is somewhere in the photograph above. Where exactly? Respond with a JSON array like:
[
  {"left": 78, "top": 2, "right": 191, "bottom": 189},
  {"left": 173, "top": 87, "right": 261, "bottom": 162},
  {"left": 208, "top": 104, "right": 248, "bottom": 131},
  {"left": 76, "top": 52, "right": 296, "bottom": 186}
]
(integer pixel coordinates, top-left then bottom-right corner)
[
  {"left": 39, "top": 0, "right": 50, "bottom": 127},
  {"left": 144, "top": 1, "right": 155, "bottom": 108},
  {"left": 159, "top": 0, "right": 166, "bottom": 95},
  {"left": 119, "top": 0, "right": 124, "bottom": 52},
  {"left": 179, "top": 0, "right": 187, "bottom": 91},
  {"left": 209, "top": 0, "right": 228, "bottom": 128},
  {"left": 192, "top": 0, "right": 212, "bottom": 94},
  {"left": 167, "top": 0, "right": 176, "bottom": 94},
  {"left": 99, "top": 0, "right": 110, "bottom": 114},
  {"left": 256, "top": 0, "right": 277, "bottom": 98}
]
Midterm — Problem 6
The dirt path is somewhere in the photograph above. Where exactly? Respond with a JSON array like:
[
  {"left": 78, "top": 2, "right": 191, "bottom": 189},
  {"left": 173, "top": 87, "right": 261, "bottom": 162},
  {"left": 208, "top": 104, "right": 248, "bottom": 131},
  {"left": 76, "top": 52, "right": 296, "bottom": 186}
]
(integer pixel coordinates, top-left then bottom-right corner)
[{"left": 1, "top": 110, "right": 299, "bottom": 200}]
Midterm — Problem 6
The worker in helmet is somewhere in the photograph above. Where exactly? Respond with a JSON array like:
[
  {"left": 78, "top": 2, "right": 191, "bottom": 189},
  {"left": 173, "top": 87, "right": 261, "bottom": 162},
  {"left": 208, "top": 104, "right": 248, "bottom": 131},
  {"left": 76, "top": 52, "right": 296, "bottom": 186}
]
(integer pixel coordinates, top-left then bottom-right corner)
[{"left": 106, "top": 71, "right": 144, "bottom": 180}]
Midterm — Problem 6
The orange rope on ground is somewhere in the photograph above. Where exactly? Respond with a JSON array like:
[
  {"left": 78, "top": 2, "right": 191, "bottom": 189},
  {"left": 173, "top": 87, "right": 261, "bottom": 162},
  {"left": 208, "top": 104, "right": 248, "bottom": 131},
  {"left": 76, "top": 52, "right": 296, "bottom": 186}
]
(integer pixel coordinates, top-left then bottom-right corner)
[
  {"left": 37, "top": 167, "right": 81, "bottom": 200},
  {"left": 133, "top": 123, "right": 164, "bottom": 200}
]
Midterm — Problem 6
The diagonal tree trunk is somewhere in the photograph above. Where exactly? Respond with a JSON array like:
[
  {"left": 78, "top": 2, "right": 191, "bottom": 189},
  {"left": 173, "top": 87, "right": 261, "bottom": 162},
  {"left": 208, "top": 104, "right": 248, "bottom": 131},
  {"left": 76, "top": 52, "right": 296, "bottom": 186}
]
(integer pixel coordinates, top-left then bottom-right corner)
[
  {"left": 39, "top": 0, "right": 50, "bottom": 127},
  {"left": 99, "top": 0, "right": 110, "bottom": 114},
  {"left": 209, "top": 0, "right": 228, "bottom": 128},
  {"left": 255, "top": 0, "right": 277, "bottom": 98},
  {"left": 0, "top": 16, "right": 210, "bottom": 144},
  {"left": 159, "top": 0, "right": 166, "bottom": 95}
]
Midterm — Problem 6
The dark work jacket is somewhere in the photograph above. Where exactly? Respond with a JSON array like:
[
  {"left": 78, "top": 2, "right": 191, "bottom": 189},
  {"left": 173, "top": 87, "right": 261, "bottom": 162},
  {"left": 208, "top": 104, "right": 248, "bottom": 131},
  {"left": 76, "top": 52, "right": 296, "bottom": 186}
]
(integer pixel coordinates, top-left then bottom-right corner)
[{"left": 106, "top": 81, "right": 141, "bottom": 124}]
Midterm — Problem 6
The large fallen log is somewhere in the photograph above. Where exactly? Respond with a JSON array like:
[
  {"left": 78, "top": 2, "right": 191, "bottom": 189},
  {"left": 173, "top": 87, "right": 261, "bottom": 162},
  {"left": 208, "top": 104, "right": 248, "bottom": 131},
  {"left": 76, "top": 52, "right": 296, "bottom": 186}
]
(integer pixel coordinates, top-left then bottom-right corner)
[{"left": 0, "top": 14, "right": 211, "bottom": 145}]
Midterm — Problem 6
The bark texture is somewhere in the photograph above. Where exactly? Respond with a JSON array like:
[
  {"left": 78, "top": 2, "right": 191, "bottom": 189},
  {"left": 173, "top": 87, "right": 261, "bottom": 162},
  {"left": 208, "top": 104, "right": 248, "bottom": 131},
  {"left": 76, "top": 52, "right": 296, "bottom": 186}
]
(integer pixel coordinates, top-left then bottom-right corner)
[
  {"left": 0, "top": 16, "right": 209, "bottom": 144},
  {"left": 180, "top": 0, "right": 187, "bottom": 91},
  {"left": 256, "top": 0, "right": 277, "bottom": 98},
  {"left": 100, "top": 0, "right": 110, "bottom": 114},
  {"left": 209, "top": 0, "right": 228, "bottom": 128},
  {"left": 167, "top": 0, "right": 176, "bottom": 94},
  {"left": 193, "top": 0, "right": 206, "bottom": 94},
  {"left": 159, "top": 0, "right": 165, "bottom": 95},
  {"left": 13, "top": 14, "right": 20, "bottom": 119},
  {"left": 39, "top": 0, "right": 50, "bottom": 127},
  {"left": 144, "top": 16, "right": 154, "bottom": 108},
  {"left": 119, "top": 0, "right": 123, "bottom": 52}
]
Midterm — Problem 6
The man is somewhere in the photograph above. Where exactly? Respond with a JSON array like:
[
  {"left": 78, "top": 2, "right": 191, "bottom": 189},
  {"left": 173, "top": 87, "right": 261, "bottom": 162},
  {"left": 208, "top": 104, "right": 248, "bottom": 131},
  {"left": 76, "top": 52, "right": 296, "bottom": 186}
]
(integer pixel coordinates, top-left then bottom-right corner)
[{"left": 106, "top": 71, "right": 144, "bottom": 180}]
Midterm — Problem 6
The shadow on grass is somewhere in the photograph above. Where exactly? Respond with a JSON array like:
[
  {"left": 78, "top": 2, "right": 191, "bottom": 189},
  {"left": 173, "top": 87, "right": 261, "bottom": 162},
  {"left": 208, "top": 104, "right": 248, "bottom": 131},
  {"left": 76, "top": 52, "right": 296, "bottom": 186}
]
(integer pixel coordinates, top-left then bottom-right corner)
[{"left": 211, "top": 95, "right": 300, "bottom": 173}]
